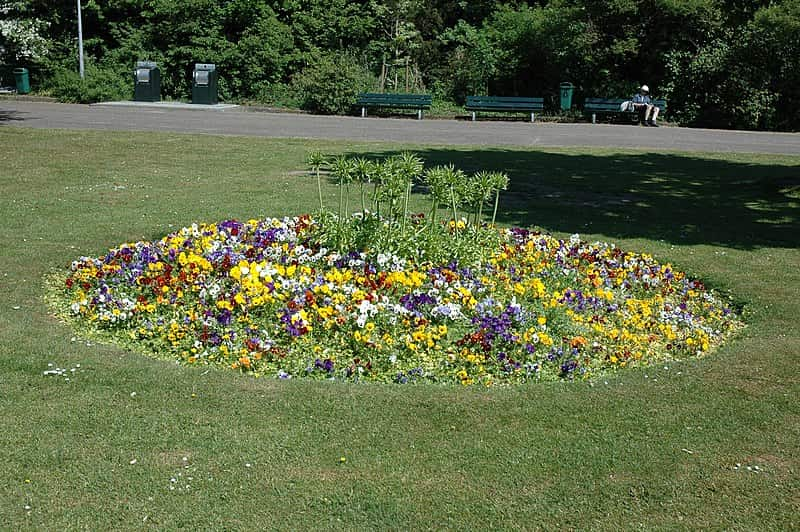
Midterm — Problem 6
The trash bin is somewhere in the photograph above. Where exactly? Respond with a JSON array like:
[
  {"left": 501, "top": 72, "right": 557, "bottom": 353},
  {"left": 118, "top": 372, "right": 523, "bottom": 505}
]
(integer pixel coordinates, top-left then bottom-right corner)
[
  {"left": 192, "top": 63, "right": 218, "bottom": 105},
  {"left": 133, "top": 61, "right": 160, "bottom": 102},
  {"left": 13, "top": 68, "right": 30, "bottom": 94},
  {"left": 559, "top": 82, "right": 574, "bottom": 111}
]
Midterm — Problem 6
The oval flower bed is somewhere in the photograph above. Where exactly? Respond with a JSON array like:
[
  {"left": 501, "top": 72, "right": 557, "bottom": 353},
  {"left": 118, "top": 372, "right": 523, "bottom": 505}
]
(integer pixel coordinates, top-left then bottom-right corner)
[{"left": 56, "top": 215, "right": 740, "bottom": 385}]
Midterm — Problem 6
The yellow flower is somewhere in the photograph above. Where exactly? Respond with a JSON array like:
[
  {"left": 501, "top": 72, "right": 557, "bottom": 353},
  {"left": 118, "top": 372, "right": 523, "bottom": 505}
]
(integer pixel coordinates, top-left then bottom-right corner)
[
  {"left": 317, "top": 306, "right": 334, "bottom": 320},
  {"left": 352, "top": 289, "right": 367, "bottom": 301}
]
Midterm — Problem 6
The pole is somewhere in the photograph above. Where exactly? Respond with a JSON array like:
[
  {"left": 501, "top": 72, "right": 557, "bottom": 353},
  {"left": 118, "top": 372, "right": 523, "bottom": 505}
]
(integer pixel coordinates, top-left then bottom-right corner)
[{"left": 77, "top": 0, "right": 85, "bottom": 78}]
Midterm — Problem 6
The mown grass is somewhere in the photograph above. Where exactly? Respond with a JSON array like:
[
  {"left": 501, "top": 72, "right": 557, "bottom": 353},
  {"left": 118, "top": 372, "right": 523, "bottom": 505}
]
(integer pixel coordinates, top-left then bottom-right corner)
[{"left": 0, "top": 126, "right": 798, "bottom": 530}]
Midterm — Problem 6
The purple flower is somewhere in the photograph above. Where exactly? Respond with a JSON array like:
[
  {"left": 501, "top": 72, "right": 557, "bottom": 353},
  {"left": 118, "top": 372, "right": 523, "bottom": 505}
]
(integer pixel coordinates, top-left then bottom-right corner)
[
  {"left": 314, "top": 358, "right": 334, "bottom": 373},
  {"left": 217, "top": 308, "right": 232, "bottom": 326},
  {"left": 560, "top": 359, "right": 579, "bottom": 377},
  {"left": 399, "top": 293, "right": 437, "bottom": 315}
]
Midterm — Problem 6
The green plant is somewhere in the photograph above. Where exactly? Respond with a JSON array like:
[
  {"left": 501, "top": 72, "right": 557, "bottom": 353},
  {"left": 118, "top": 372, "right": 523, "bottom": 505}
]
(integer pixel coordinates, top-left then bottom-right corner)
[
  {"left": 308, "top": 152, "right": 512, "bottom": 258},
  {"left": 253, "top": 82, "right": 304, "bottom": 108},
  {"left": 488, "top": 171, "right": 510, "bottom": 225},
  {"left": 306, "top": 150, "right": 327, "bottom": 211},
  {"left": 351, "top": 157, "right": 376, "bottom": 214},
  {"left": 45, "top": 63, "right": 130, "bottom": 103},
  {"left": 293, "top": 52, "right": 376, "bottom": 115}
]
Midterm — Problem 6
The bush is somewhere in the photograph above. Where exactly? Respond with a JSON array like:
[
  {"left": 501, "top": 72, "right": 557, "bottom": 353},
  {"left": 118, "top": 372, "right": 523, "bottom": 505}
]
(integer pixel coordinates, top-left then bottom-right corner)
[
  {"left": 253, "top": 82, "right": 304, "bottom": 109},
  {"left": 46, "top": 63, "right": 130, "bottom": 103},
  {"left": 292, "top": 53, "right": 376, "bottom": 115}
]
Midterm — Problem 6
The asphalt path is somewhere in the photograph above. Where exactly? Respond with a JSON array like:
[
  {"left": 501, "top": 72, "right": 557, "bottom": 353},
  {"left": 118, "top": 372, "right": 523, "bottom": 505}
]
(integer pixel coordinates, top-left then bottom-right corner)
[{"left": 2, "top": 100, "right": 799, "bottom": 155}]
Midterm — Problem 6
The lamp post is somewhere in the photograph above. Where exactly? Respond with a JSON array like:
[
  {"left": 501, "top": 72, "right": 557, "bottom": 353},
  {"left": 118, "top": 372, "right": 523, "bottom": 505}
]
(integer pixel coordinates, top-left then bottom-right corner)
[{"left": 77, "top": 0, "right": 85, "bottom": 78}]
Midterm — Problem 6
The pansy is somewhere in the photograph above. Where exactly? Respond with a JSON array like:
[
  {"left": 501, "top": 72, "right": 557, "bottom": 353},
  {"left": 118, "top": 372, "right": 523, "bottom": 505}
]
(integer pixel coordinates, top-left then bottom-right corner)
[{"left": 58, "top": 216, "right": 741, "bottom": 385}]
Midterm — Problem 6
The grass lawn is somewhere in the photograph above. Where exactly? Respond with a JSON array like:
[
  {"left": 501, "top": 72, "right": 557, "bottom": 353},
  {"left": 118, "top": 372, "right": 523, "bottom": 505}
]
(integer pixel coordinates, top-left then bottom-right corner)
[{"left": 1, "top": 126, "right": 798, "bottom": 530}]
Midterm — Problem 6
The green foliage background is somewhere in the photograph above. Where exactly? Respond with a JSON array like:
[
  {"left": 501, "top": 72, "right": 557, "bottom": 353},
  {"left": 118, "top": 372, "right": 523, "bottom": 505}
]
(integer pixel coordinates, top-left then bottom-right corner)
[{"left": 2, "top": 0, "right": 799, "bottom": 130}]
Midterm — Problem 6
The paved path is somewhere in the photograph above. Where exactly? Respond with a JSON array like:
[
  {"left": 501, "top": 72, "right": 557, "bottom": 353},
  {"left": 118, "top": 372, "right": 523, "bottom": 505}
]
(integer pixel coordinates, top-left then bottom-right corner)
[{"left": 2, "top": 100, "right": 799, "bottom": 155}]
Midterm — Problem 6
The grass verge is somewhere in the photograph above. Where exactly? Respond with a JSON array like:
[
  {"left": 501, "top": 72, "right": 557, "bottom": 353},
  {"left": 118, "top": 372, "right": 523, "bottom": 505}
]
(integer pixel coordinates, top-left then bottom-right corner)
[{"left": 0, "top": 126, "right": 798, "bottom": 529}]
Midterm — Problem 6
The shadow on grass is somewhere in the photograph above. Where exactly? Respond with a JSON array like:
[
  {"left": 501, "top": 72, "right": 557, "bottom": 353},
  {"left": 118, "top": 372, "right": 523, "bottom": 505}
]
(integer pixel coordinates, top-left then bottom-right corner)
[
  {"left": 351, "top": 148, "right": 799, "bottom": 249},
  {"left": 0, "top": 109, "right": 25, "bottom": 121}
]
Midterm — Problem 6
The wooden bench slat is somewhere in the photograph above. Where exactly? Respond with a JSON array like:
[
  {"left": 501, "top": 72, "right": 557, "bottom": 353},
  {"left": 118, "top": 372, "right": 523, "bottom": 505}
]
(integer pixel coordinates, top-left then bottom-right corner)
[
  {"left": 467, "top": 102, "right": 543, "bottom": 109},
  {"left": 357, "top": 93, "right": 431, "bottom": 103},
  {"left": 467, "top": 96, "right": 544, "bottom": 104},
  {"left": 356, "top": 92, "right": 432, "bottom": 119},
  {"left": 465, "top": 96, "right": 544, "bottom": 122}
]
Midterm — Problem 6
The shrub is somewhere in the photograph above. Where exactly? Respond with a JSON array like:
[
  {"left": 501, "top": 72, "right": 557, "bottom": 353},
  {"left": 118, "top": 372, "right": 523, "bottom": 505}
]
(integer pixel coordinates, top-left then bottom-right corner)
[
  {"left": 46, "top": 63, "right": 130, "bottom": 103},
  {"left": 253, "top": 82, "right": 304, "bottom": 109},
  {"left": 292, "top": 53, "right": 376, "bottom": 115}
]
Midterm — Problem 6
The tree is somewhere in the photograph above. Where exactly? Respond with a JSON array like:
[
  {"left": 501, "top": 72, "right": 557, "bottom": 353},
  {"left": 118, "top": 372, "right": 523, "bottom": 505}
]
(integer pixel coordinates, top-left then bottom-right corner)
[
  {"left": 0, "top": 1, "right": 50, "bottom": 65},
  {"left": 484, "top": 4, "right": 594, "bottom": 99},
  {"left": 434, "top": 20, "right": 497, "bottom": 102},
  {"left": 370, "top": 0, "right": 424, "bottom": 92}
]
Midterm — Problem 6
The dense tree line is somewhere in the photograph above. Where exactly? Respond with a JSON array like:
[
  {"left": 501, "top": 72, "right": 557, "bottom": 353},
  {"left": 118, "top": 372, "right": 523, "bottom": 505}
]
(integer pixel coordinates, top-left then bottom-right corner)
[{"left": 2, "top": 0, "right": 798, "bottom": 130}]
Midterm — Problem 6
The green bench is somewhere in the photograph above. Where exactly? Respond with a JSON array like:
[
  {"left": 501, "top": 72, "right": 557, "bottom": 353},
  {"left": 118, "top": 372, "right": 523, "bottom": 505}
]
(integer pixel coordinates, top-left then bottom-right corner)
[
  {"left": 584, "top": 97, "right": 667, "bottom": 124},
  {"left": 356, "top": 92, "right": 432, "bottom": 120},
  {"left": 465, "top": 96, "right": 544, "bottom": 122}
]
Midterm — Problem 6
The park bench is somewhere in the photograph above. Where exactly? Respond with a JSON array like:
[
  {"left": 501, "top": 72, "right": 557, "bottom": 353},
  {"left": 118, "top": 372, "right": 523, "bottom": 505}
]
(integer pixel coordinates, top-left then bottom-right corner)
[
  {"left": 584, "top": 97, "right": 667, "bottom": 124},
  {"left": 465, "top": 96, "right": 544, "bottom": 122},
  {"left": 356, "top": 92, "right": 432, "bottom": 120}
]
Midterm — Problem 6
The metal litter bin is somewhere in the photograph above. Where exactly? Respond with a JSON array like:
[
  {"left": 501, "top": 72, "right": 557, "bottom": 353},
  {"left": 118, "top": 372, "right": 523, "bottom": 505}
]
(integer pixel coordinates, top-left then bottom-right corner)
[
  {"left": 13, "top": 68, "right": 30, "bottom": 94},
  {"left": 192, "top": 63, "right": 217, "bottom": 105},
  {"left": 133, "top": 61, "right": 160, "bottom": 102},
  {"left": 559, "top": 82, "right": 574, "bottom": 111}
]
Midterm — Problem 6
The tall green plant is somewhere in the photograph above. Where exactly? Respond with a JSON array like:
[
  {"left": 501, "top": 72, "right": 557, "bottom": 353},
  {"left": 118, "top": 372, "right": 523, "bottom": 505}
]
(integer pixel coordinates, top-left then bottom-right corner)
[
  {"left": 313, "top": 152, "right": 509, "bottom": 252},
  {"left": 306, "top": 151, "right": 327, "bottom": 211},
  {"left": 394, "top": 152, "right": 424, "bottom": 231},
  {"left": 422, "top": 165, "right": 450, "bottom": 231},
  {"left": 439, "top": 164, "right": 467, "bottom": 232},
  {"left": 375, "top": 157, "right": 405, "bottom": 222},
  {"left": 352, "top": 157, "right": 376, "bottom": 214},
  {"left": 489, "top": 172, "right": 510, "bottom": 226},
  {"left": 331, "top": 154, "right": 356, "bottom": 248}
]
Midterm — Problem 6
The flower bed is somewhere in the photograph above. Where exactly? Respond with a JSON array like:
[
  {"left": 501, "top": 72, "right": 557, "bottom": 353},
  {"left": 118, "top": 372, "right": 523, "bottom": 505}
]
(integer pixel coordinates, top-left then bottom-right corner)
[{"left": 56, "top": 214, "right": 741, "bottom": 385}]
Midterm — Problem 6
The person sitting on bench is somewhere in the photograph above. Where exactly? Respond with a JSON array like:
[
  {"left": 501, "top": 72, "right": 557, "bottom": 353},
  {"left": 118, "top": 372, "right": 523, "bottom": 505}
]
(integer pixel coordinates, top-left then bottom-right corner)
[{"left": 632, "top": 85, "right": 659, "bottom": 127}]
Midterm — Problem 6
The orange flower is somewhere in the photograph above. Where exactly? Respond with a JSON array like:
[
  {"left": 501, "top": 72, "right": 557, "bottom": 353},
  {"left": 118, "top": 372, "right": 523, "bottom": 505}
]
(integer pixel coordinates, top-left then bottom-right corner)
[{"left": 570, "top": 336, "right": 587, "bottom": 349}]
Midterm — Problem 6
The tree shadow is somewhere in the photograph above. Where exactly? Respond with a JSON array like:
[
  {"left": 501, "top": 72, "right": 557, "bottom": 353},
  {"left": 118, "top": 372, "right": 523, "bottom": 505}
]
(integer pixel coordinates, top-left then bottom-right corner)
[
  {"left": 0, "top": 109, "right": 25, "bottom": 122},
  {"left": 348, "top": 147, "right": 799, "bottom": 249}
]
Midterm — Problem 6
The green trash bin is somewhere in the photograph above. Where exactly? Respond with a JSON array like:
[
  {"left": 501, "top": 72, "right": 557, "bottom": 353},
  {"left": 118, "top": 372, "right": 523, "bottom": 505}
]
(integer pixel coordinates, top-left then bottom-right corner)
[
  {"left": 13, "top": 68, "right": 30, "bottom": 94},
  {"left": 133, "top": 61, "right": 161, "bottom": 102},
  {"left": 559, "top": 82, "right": 574, "bottom": 111},
  {"left": 192, "top": 63, "right": 218, "bottom": 105}
]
